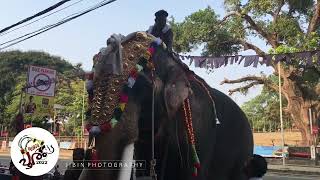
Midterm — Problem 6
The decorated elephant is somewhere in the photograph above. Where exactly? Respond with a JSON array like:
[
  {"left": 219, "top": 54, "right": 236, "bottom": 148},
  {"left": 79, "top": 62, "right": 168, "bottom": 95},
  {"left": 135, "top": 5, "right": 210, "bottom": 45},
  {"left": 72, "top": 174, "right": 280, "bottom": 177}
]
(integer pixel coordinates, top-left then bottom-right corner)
[{"left": 80, "top": 32, "right": 253, "bottom": 180}]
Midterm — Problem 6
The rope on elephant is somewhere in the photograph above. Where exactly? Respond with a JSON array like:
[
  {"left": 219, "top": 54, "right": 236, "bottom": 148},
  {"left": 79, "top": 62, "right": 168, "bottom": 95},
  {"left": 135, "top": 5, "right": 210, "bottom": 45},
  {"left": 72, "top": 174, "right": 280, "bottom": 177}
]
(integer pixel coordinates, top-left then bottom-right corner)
[
  {"left": 170, "top": 52, "right": 220, "bottom": 124},
  {"left": 191, "top": 76, "right": 220, "bottom": 124}
]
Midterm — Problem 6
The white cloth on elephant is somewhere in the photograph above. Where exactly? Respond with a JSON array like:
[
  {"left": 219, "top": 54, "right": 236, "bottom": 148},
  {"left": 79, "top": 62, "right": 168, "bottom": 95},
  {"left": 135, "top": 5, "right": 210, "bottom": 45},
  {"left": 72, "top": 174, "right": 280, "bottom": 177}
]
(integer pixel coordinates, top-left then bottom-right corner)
[
  {"left": 97, "top": 34, "right": 124, "bottom": 75},
  {"left": 128, "top": 77, "right": 136, "bottom": 88}
]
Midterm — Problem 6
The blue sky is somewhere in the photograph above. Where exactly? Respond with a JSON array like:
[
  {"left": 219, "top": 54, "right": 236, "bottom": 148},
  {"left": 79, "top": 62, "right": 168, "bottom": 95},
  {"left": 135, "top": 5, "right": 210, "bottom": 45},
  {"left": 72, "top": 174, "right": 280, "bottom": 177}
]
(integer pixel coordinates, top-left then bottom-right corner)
[{"left": 0, "top": 0, "right": 273, "bottom": 105}]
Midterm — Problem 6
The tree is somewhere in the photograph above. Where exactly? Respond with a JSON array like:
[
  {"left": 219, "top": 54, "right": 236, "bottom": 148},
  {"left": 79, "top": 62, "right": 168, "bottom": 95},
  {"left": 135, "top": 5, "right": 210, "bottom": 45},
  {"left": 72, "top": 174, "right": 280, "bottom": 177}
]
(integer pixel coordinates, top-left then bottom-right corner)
[
  {"left": 55, "top": 79, "right": 87, "bottom": 136},
  {"left": 171, "top": 1, "right": 320, "bottom": 145},
  {"left": 241, "top": 83, "right": 293, "bottom": 132}
]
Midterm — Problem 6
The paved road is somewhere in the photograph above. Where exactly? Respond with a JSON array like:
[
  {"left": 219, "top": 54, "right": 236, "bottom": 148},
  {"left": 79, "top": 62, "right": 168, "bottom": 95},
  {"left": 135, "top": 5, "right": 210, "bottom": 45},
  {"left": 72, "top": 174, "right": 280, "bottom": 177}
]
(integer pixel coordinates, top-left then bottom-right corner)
[
  {"left": 265, "top": 173, "right": 320, "bottom": 180},
  {"left": 2, "top": 156, "right": 320, "bottom": 179}
]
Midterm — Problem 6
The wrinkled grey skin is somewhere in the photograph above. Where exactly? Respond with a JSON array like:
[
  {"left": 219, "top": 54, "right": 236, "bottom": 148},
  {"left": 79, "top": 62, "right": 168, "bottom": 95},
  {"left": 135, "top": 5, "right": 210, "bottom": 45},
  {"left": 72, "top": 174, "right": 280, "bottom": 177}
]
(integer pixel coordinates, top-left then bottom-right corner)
[{"left": 80, "top": 33, "right": 253, "bottom": 180}]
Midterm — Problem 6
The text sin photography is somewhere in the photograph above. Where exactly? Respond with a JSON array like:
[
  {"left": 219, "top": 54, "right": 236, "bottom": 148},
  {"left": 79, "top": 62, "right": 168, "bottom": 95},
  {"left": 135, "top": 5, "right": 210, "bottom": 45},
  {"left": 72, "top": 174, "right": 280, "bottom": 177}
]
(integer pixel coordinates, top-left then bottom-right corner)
[{"left": 65, "top": 160, "right": 146, "bottom": 170}]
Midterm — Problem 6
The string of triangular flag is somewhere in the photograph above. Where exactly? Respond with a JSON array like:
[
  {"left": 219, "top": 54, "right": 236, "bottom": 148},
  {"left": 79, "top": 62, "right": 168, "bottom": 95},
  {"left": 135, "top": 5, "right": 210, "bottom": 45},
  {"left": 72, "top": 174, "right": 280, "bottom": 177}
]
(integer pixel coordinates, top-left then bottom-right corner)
[{"left": 177, "top": 50, "right": 320, "bottom": 69}]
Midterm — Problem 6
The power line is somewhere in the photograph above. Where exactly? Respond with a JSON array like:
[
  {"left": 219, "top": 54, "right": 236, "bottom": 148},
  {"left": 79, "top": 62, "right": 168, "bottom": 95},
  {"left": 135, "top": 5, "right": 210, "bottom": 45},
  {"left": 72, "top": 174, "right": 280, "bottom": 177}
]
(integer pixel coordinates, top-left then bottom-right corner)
[
  {"left": 0, "top": 0, "right": 86, "bottom": 37},
  {"left": 0, "top": 0, "right": 108, "bottom": 47},
  {"left": 0, "top": 0, "right": 117, "bottom": 51},
  {"left": 0, "top": 0, "right": 72, "bottom": 34}
]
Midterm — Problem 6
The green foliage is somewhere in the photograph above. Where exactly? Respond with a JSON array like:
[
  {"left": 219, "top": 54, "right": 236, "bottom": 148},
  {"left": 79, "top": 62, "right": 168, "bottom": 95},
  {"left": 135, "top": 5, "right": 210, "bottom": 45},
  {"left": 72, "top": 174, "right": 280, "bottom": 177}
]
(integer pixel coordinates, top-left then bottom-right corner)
[
  {"left": 170, "top": 7, "right": 241, "bottom": 56},
  {"left": 55, "top": 80, "right": 87, "bottom": 136},
  {"left": 287, "top": 0, "right": 314, "bottom": 15},
  {"left": 241, "top": 86, "right": 292, "bottom": 131}
]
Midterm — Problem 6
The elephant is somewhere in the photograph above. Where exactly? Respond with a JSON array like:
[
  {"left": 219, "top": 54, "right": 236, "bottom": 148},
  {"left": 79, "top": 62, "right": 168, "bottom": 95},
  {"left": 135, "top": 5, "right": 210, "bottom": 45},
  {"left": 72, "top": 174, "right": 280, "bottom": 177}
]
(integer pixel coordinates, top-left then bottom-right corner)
[{"left": 79, "top": 32, "right": 253, "bottom": 180}]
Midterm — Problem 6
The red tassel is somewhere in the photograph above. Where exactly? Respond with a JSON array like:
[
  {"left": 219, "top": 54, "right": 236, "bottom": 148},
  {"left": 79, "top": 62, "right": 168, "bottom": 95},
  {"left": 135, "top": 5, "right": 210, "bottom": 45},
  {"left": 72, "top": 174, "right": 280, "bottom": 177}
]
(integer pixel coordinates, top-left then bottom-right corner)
[
  {"left": 148, "top": 47, "right": 155, "bottom": 54},
  {"left": 192, "top": 171, "right": 198, "bottom": 177},
  {"left": 129, "top": 69, "right": 138, "bottom": 79},
  {"left": 100, "top": 123, "right": 112, "bottom": 133},
  {"left": 194, "top": 163, "right": 201, "bottom": 169},
  {"left": 119, "top": 93, "right": 129, "bottom": 103}
]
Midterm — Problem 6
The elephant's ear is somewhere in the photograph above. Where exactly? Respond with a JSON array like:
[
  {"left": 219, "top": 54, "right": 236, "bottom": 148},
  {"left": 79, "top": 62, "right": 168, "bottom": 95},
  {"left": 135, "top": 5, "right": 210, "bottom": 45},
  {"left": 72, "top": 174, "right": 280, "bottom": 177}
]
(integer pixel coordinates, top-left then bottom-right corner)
[{"left": 164, "top": 66, "right": 192, "bottom": 119}]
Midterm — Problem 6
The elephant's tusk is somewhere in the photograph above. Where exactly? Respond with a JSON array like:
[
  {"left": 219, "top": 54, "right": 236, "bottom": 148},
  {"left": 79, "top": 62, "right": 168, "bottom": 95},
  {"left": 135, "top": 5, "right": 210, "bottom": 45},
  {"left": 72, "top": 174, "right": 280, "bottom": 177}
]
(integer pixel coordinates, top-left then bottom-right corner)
[{"left": 118, "top": 143, "right": 135, "bottom": 180}]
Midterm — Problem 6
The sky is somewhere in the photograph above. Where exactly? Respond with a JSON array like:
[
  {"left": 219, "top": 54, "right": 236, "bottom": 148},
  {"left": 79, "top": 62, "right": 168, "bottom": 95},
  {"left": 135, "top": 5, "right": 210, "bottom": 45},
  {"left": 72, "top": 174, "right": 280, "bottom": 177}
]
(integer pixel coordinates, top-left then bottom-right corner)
[{"left": 0, "top": 0, "right": 274, "bottom": 105}]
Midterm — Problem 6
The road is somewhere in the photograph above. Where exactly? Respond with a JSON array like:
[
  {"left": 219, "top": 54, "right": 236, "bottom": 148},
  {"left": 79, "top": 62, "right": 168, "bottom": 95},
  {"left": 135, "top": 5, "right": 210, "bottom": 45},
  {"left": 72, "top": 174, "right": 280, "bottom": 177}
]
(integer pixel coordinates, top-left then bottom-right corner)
[
  {"left": 2, "top": 156, "right": 320, "bottom": 179},
  {"left": 265, "top": 173, "right": 320, "bottom": 180}
]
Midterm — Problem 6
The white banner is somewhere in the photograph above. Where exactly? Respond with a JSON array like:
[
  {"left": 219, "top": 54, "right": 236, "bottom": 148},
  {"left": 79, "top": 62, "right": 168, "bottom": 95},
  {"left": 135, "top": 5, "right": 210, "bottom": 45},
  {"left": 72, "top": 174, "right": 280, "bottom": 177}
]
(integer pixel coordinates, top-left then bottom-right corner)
[{"left": 27, "top": 65, "right": 56, "bottom": 97}]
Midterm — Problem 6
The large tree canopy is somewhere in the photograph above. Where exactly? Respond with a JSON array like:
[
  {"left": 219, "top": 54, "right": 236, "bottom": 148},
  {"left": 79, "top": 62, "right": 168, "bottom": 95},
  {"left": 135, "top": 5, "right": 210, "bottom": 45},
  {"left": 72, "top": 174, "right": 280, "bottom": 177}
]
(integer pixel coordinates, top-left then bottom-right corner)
[{"left": 171, "top": 0, "right": 320, "bottom": 145}]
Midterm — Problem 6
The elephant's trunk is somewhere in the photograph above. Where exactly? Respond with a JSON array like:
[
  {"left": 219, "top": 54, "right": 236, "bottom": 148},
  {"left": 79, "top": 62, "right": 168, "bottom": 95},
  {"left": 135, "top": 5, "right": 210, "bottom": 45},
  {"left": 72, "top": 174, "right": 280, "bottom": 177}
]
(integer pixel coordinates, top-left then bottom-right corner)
[{"left": 89, "top": 100, "right": 140, "bottom": 180}]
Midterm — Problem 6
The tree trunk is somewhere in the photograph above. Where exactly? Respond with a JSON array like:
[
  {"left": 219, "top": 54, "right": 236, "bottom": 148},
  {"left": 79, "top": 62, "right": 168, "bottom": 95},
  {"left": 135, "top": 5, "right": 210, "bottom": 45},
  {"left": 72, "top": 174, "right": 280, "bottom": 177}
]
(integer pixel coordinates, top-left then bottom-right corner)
[{"left": 281, "top": 69, "right": 313, "bottom": 146}]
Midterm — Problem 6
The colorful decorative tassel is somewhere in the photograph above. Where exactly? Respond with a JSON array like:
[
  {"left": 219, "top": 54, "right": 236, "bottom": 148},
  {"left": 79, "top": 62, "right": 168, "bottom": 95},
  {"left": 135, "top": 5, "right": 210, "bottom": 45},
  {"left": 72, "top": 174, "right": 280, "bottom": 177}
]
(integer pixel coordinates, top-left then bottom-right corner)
[
  {"left": 100, "top": 122, "right": 112, "bottom": 132},
  {"left": 129, "top": 69, "right": 138, "bottom": 79},
  {"left": 143, "top": 51, "right": 152, "bottom": 60},
  {"left": 110, "top": 118, "right": 118, "bottom": 128},
  {"left": 192, "top": 144, "right": 201, "bottom": 169},
  {"left": 148, "top": 47, "right": 155, "bottom": 54},
  {"left": 128, "top": 77, "right": 136, "bottom": 88},
  {"left": 191, "top": 167, "right": 198, "bottom": 177},
  {"left": 119, "top": 103, "right": 126, "bottom": 111},
  {"left": 120, "top": 93, "right": 129, "bottom": 103},
  {"left": 135, "top": 64, "right": 143, "bottom": 72}
]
